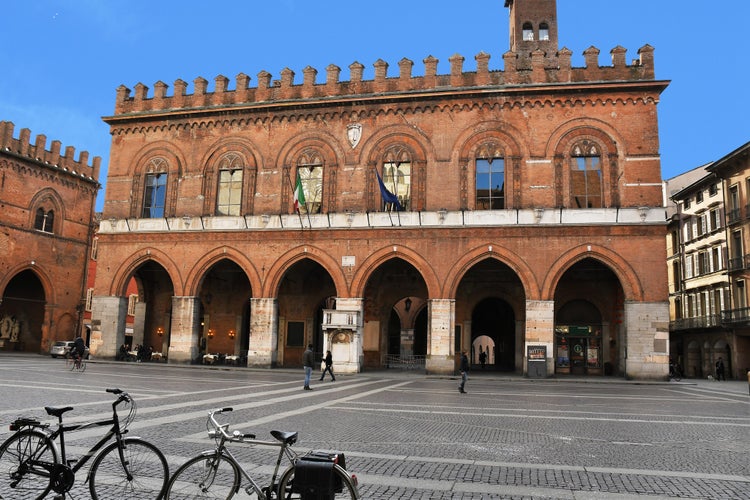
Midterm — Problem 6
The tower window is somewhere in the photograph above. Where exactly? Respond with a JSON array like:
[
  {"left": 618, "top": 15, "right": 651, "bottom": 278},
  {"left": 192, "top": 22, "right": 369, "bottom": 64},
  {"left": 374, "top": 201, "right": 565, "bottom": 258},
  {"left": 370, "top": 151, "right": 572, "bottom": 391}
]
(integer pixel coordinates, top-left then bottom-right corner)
[
  {"left": 522, "top": 22, "right": 534, "bottom": 41},
  {"left": 539, "top": 23, "right": 549, "bottom": 41}
]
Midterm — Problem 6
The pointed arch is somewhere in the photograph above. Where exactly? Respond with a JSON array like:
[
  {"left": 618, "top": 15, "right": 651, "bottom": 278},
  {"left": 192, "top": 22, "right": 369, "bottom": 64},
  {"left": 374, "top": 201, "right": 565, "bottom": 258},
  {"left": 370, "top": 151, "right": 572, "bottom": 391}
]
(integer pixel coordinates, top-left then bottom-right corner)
[
  {"left": 541, "top": 244, "right": 643, "bottom": 301},
  {"left": 28, "top": 188, "right": 64, "bottom": 234},
  {"left": 0, "top": 264, "right": 55, "bottom": 306},
  {"left": 263, "top": 245, "right": 348, "bottom": 298},
  {"left": 453, "top": 122, "right": 525, "bottom": 209},
  {"left": 199, "top": 137, "right": 261, "bottom": 216},
  {"left": 351, "top": 246, "right": 440, "bottom": 299},
  {"left": 185, "top": 247, "right": 262, "bottom": 297},
  {"left": 109, "top": 248, "right": 183, "bottom": 297},
  {"left": 276, "top": 132, "right": 345, "bottom": 214},
  {"left": 444, "top": 244, "right": 540, "bottom": 300},
  {"left": 129, "top": 141, "right": 189, "bottom": 218},
  {"left": 358, "top": 124, "right": 434, "bottom": 212}
]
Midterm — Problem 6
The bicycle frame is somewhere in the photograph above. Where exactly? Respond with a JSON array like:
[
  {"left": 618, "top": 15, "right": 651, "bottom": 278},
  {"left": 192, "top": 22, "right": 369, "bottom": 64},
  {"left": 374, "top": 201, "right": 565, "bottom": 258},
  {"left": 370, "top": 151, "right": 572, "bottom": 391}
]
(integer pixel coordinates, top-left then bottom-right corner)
[
  {"left": 24, "top": 390, "right": 132, "bottom": 484},
  {"left": 205, "top": 409, "right": 298, "bottom": 497},
  {"left": 50, "top": 415, "right": 124, "bottom": 478}
]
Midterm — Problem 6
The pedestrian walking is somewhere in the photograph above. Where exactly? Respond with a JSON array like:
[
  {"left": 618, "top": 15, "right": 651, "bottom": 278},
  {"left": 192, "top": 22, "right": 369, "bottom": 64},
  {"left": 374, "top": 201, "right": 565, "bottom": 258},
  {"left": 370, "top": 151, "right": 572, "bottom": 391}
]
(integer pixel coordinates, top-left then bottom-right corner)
[
  {"left": 319, "top": 350, "right": 336, "bottom": 381},
  {"left": 479, "top": 350, "right": 487, "bottom": 370},
  {"left": 458, "top": 350, "right": 469, "bottom": 394},
  {"left": 302, "top": 344, "right": 315, "bottom": 390},
  {"left": 715, "top": 357, "right": 725, "bottom": 381}
]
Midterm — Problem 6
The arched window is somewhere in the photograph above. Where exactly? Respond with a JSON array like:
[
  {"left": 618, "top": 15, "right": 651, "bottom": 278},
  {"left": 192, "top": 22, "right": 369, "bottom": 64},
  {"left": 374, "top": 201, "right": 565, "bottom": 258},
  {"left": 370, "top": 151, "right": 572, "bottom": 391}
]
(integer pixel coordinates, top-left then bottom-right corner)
[
  {"left": 296, "top": 149, "right": 324, "bottom": 214},
  {"left": 522, "top": 22, "right": 534, "bottom": 41},
  {"left": 216, "top": 153, "right": 244, "bottom": 216},
  {"left": 142, "top": 158, "right": 168, "bottom": 218},
  {"left": 475, "top": 143, "right": 505, "bottom": 209},
  {"left": 34, "top": 207, "right": 54, "bottom": 233},
  {"left": 539, "top": 22, "right": 550, "bottom": 41},
  {"left": 381, "top": 146, "right": 412, "bottom": 211},
  {"left": 570, "top": 140, "right": 602, "bottom": 208}
]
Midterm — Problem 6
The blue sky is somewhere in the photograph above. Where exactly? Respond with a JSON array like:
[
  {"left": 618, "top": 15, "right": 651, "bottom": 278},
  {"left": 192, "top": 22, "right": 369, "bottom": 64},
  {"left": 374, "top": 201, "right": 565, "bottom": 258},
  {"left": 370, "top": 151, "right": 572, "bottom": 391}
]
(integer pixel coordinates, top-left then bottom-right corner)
[{"left": 2, "top": 1, "right": 748, "bottom": 211}]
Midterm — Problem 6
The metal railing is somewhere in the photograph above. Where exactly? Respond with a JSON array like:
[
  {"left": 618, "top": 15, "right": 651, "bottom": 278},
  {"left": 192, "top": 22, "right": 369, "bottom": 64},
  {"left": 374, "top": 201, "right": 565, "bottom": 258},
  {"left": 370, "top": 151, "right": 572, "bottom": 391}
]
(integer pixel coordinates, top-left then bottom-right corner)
[
  {"left": 720, "top": 307, "right": 750, "bottom": 325},
  {"left": 384, "top": 355, "right": 426, "bottom": 371},
  {"left": 670, "top": 314, "right": 722, "bottom": 331},
  {"left": 727, "top": 254, "right": 750, "bottom": 272}
]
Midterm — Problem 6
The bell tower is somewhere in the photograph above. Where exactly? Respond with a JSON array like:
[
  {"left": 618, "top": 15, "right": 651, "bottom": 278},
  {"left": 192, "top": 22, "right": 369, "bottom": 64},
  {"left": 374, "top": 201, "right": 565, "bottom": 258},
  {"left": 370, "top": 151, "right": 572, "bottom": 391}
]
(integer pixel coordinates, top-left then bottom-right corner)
[{"left": 505, "top": 0, "right": 559, "bottom": 61}]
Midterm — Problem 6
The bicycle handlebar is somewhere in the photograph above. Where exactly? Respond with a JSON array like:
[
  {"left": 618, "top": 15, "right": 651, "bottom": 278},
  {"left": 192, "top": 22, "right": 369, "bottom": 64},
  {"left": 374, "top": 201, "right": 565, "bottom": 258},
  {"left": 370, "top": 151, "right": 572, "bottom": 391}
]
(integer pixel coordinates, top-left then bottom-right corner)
[
  {"left": 105, "top": 388, "right": 132, "bottom": 407},
  {"left": 207, "top": 408, "right": 256, "bottom": 441}
]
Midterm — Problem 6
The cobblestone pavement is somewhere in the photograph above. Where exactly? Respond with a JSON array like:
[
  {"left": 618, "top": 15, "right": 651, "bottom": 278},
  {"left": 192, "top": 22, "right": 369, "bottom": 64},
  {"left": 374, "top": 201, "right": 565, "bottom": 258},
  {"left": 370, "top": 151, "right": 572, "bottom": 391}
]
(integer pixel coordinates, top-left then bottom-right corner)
[{"left": 0, "top": 354, "right": 747, "bottom": 499}]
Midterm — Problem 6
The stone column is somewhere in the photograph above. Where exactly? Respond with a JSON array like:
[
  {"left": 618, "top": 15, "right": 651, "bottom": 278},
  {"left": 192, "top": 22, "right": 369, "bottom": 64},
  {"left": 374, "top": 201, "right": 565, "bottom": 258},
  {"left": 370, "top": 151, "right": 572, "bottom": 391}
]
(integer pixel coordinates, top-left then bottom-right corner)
[
  {"left": 623, "top": 301, "right": 670, "bottom": 380},
  {"left": 426, "top": 299, "right": 455, "bottom": 374},
  {"left": 167, "top": 296, "right": 200, "bottom": 364},
  {"left": 90, "top": 295, "right": 128, "bottom": 358},
  {"left": 525, "top": 300, "right": 554, "bottom": 376},
  {"left": 247, "top": 298, "right": 278, "bottom": 367},
  {"left": 131, "top": 302, "right": 146, "bottom": 348}
]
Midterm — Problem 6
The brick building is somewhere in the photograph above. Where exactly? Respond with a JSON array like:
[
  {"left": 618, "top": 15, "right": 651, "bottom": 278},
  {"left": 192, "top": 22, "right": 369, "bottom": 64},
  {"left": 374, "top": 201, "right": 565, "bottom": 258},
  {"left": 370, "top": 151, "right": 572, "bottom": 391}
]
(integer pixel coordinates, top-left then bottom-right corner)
[
  {"left": 0, "top": 121, "right": 100, "bottom": 353},
  {"left": 91, "top": 0, "right": 670, "bottom": 378}
]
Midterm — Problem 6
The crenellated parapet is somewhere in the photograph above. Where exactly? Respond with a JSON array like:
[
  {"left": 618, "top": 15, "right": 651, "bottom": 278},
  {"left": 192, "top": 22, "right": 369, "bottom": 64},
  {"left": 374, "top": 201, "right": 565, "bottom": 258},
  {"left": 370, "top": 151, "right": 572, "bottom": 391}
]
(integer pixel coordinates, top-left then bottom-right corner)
[
  {"left": 0, "top": 120, "right": 101, "bottom": 182},
  {"left": 112, "top": 45, "right": 656, "bottom": 115}
]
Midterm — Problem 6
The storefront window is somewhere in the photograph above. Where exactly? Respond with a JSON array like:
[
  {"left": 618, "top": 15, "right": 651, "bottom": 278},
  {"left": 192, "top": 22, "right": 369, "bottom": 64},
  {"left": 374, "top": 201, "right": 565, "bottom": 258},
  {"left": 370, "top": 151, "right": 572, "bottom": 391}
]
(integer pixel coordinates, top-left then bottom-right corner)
[{"left": 555, "top": 325, "right": 602, "bottom": 375}]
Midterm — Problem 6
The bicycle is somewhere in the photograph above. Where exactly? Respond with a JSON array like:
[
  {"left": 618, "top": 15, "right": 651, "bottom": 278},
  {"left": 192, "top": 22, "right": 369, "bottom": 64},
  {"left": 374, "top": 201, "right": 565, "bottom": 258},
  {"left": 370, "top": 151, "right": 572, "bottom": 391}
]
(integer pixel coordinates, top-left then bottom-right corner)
[
  {"left": 0, "top": 388, "right": 168, "bottom": 499},
  {"left": 65, "top": 352, "right": 86, "bottom": 373},
  {"left": 165, "top": 407, "right": 359, "bottom": 499}
]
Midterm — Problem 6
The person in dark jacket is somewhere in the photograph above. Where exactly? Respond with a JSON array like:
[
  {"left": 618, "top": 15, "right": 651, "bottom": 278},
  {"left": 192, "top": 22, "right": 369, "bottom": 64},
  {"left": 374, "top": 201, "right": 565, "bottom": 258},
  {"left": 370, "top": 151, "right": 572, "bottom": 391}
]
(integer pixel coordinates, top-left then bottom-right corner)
[
  {"left": 458, "top": 351, "right": 469, "bottom": 394},
  {"left": 715, "top": 357, "right": 725, "bottom": 381},
  {"left": 302, "top": 344, "right": 315, "bottom": 390},
  {"left": 72, "top": 336, "right": 86, "bottom": 361},
  {"left": 319, "top": 350, "right": 336, "bottom": 382}
]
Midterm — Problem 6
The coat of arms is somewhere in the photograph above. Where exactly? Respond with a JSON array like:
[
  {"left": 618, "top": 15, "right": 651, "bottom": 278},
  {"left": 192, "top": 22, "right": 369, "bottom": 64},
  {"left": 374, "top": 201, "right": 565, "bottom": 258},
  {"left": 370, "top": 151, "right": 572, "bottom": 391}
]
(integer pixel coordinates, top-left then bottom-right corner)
[{"left": 346, "top": 123, "right": 362, "bottom": 149}]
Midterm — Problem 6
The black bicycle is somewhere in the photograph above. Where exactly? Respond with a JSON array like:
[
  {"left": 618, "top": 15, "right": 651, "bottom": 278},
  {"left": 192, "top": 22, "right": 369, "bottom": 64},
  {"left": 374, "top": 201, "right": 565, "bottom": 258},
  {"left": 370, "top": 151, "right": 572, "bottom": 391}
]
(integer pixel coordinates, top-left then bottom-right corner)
[{"left": 0, "top": 388, "right": 168, "bottom": 499}]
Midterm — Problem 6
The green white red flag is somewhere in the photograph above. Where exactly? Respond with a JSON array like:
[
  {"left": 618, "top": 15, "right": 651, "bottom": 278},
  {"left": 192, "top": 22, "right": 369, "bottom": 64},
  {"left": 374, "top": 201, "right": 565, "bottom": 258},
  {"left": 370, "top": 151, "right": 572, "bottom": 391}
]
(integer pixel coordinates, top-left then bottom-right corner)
[{"left": 293, "top": 172, "right": 306, "bottom": 213}]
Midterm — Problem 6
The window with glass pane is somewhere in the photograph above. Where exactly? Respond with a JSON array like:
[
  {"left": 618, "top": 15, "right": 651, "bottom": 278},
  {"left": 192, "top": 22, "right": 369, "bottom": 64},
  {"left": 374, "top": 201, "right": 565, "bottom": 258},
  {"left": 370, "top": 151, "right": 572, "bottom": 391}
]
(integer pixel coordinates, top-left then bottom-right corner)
[
  {"left": 142, "top": 172, "right": 167, "bottom": 218},
  {"left": 570, "top": 142, "right": 602, "bottom": 208},
  {"left": 297, "top": 165, "right": 323, "bottom": 214},
  {"left": 217, "top": 169, "right": 243, "bottom": 215},
  {"left": 382, "top": 162, "right": 411, "bottom": 211},
  {"left": 475, "top": 158, "right": 504, "bottom": 209}
]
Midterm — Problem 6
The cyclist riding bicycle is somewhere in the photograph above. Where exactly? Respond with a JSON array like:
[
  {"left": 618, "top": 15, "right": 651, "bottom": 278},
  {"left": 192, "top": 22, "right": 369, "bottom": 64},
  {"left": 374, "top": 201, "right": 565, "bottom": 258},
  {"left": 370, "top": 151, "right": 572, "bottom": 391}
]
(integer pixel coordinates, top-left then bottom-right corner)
[{"left": 71, "top": 336, "right": 86, "bottom": 362}]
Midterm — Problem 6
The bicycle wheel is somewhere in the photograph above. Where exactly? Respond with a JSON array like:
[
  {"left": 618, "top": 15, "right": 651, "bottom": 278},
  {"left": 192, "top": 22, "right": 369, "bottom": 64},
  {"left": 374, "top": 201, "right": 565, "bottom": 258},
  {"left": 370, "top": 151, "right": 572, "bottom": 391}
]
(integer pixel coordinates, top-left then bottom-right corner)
[
  {"left": 278, "top": 463, "right": 359, "bottom": 499},
  {"left": 78, "top": 359, "right": 87, "bottom": 373},
  {"left": 165, "top": 452, "right": 240, "bottom": 500},
  {"left": 65, "top": 356, "right": 74, "bottom": 370},
  {"left": 0, "top": 429, "right": 58, "bottom": 500},
  {"left": 89, "top": 437, "right": 168, "bottom": 500}
]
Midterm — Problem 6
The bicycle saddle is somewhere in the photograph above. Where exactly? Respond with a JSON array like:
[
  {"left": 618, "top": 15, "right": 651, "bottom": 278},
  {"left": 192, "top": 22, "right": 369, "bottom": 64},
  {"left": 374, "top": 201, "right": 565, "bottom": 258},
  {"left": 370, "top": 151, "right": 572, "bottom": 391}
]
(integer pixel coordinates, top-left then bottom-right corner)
[
  {"left": 45, "top": 406, "right": 74, "bottom": 418},
  {"left": 270, "top": 430, "right": 298, "bottom": 445}
]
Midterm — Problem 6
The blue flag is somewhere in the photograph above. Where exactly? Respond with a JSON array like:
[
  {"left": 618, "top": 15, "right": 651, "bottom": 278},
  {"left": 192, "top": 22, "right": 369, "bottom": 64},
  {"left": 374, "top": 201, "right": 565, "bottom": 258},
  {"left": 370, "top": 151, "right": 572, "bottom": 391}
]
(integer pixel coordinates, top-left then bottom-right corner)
[{"left": 375, "top": 169, "right": 403, "bottom": 211}]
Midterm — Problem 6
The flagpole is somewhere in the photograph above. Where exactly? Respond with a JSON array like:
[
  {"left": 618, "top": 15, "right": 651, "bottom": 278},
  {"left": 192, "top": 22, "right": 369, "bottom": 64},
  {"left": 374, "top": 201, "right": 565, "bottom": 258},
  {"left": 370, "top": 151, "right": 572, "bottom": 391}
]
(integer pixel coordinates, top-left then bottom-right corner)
[{"left": 287, "top": 170, "right": 305, "bottom": 229}]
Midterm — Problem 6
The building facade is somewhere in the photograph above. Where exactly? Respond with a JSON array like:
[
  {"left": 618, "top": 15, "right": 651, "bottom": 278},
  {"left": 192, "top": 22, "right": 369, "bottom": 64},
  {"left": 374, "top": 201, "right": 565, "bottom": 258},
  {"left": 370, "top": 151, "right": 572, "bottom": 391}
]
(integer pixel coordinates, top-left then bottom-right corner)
[
  {"left": 706, "top": 142, "right": 750, "bottom": 378},
  {"left": 666, "top": 166, "right": 732, "bottom": 377},
  {"left": 0, "top": 121, "right": 100, "bottom": 354},
  {"left": 91, "top": 0, "right": 670, "bottom": 378}
]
